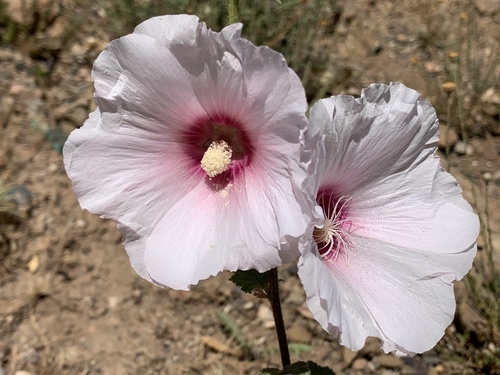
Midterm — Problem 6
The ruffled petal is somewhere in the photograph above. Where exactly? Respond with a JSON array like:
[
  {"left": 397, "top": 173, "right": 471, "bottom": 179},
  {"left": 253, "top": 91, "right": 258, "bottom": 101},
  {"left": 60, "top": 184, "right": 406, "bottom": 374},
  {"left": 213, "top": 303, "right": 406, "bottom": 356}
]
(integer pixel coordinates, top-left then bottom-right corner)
[
  {"left": 309, "top": 82, "right": 438, "bottom": 194},
  {"left": 298, "top": 234, "right": 474, "bottom": 355},
  {"left": 351, "top": 155, "right": 479, "bottom": 261},
  {"left": 133, "top": 14, "right": 201, "bottom": 48},
  {"left": 66, "top": 126, "right": 202, "bottom": 232},
  {"left": 92, "top": 33, "right": 206, "bottom": 129},
  {"left": 144, "top": 178, "right": 283, "bottom": 290},
  {"left": 63, "top": 108, "right": 102, "bottom": 170}
]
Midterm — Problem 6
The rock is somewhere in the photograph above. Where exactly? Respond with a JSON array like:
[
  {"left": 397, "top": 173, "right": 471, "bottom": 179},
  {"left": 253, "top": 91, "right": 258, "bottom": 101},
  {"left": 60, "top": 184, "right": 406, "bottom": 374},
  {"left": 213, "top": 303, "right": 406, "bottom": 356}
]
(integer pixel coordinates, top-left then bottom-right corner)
[
  {"left": 360, "top": 336, "right": 381, "bottom": 356},
  {"left": 54, "top": 103, "right": 89, "bottom": 126},
  {"left": 28, "top": 255, "right": 39, "bottom": 273},
  {"left": 286, "top": 322, "right": 312, "bottom": 343},
  {"left": 480, "top": 87, "right": 500, "bottom": 116},
  {"left": 396, "top": 33, "right": 409, "bottom": 43},
  {"left": 428, "top": 364, "right": 445, "bottom": 375},
  {"left": 242, "top": 301, "right": 254, "bottom": 310},
  {"left": 342, "top": 347, "right": 357, "bottom": 367},
  {"left": 352, "top": 358, "right": 368, "bottom": 370},
  {"left": 475, "top": 0, "right": 499, "bottom": 15},
  {"left": 438, "top": 124, "right": 458, "bottom": 149},
  {"left": 296, "top": 304, "right": 314, "bottom": 320},
  {"left": 481, "top": 87, "right": 500, "bottom": 104},
  {"left": 257, "top": 304, "right": 273, "bottom": 322},
  {"left": 0, "top": 96, "right": 14, "bottom": 127},
  {"left": 454, "top": 141, "right": 473, "bottom": 156},
  {"left": 5, "top": 185, "right": 32, "bottom": 211},
  {"left": 379, "top": 370, "right": 398, "bottom": 375},
  {"left": 107, "top": 296, "right": 120, "bottom": 309},
  {"left": 375, "top": 354, "right": 403, "bottom": 369},
  {"left": 5, "top": 0, "right": 60, "bottom": 26},
  {"left": 285, "top": 290, "right": 305, "bottom": 305},
  {"left": 425, "top": 61, "right": 441, "bottom": 74}
]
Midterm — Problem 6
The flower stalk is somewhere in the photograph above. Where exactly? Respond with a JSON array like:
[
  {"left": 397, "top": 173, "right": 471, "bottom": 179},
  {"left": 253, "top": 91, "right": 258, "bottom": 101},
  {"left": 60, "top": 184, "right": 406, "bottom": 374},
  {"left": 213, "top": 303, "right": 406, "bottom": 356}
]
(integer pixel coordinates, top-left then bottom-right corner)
[{"left": 268, "top": 268, "right": 291, "bottom": 368}]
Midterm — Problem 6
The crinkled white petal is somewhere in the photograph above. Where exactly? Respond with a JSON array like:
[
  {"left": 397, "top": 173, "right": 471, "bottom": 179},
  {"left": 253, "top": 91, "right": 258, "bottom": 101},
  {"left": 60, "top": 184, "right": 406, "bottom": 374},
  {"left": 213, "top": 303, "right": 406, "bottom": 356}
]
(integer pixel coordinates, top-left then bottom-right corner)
[
  {"left": 133, "top": 14, "right": 201, "bottom": 48},
  {"left": 92, "top": 33, "right": 206, "bottom": 128},
  {"left": 298, "top": 234, "right": 473, "bottom": 355},
  {"left": 352, "top": 155, "right": 479, "bottom": 260},
  {"left": 144, "top": 176, "right": 285, "bottom": 290},
  {"left": 309, "top": 82, "right": 438, "bottom": 194}
]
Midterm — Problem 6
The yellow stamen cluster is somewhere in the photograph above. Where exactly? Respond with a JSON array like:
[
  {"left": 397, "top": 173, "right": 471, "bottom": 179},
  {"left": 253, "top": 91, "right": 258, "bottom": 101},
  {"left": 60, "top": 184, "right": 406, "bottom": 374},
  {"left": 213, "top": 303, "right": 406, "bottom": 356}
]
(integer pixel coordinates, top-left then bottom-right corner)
[{"left": 201, "top": 140, "right": 233, "bottom": 178}]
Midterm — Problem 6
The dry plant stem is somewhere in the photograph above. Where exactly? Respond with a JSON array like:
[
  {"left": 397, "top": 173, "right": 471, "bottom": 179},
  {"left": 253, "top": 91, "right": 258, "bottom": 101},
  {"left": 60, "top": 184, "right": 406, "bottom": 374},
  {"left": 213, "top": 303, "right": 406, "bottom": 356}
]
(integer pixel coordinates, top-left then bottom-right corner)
[
  {"left": 268, "top": 268, "right": 291, "bottom": 368},
  {"left": 228, "top": 0, "right": 239, "bottom": 24},
  {"left": 444, "top": 92, "right": 453, "bottom": 171},
  {"left": 483, "top": 179, "right": 496, "bottom": 285}
]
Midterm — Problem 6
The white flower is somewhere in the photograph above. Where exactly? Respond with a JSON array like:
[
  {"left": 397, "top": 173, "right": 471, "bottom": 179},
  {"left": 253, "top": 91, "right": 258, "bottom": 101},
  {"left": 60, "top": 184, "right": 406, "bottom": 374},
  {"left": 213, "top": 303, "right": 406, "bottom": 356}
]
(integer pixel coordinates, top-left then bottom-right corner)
[
  {"left": 64, "top": 15, "right": 315, "bottom": 290},
  {"left": 298, "top": 82, "right": 479, "bottom": 355}
]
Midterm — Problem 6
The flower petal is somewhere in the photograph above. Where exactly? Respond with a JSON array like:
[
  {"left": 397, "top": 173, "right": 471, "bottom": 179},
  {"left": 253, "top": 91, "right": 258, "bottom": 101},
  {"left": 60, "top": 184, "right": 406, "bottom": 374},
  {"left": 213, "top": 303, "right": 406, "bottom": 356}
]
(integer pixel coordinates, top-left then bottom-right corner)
[
  {"left": 298, "top": 234, "right": 474, "bottom": 355},
  {"left": 66, "top": 125, "right": 202, "bottom": 235},
  {"left": 144, "top": 179, "right": 284, "bottom": 290},
  {"left": 92, "top": 33, "right": 206, "bottom": 128},
  {"left": 133, "top": 14, "right": 201, "bottom": 48},
  {"left": 351, "top": 155, "right": 479, "bottom": 260},
  {"left": 309, "top": 82, "right": 438, "bottom": 194}
]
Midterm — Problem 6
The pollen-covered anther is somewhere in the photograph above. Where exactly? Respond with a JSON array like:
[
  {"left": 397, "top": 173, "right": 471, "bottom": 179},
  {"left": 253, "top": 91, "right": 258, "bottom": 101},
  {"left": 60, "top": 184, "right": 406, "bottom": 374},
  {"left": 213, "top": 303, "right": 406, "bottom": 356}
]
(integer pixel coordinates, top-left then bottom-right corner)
[{"left": 201, "top": 140, "right": 233, "bottom": 177}]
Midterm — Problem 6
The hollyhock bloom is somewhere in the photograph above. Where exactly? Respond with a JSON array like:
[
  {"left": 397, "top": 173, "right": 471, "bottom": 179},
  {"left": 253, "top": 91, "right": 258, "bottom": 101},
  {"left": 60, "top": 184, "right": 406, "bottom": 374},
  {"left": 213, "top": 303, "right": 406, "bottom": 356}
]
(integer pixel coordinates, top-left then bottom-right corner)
[
  {"left": 63, "top": 15, "right": 315, "bottom": 290},
  {"left": 298, "top": 83, "right": 479, "bottom": 355}
]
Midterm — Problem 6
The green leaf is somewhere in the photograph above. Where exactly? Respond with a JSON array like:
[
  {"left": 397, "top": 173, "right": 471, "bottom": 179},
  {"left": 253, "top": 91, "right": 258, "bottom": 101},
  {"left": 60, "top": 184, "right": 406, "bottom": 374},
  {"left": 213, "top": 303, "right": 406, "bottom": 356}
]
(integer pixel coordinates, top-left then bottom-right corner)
[
  {"left": 229, "top": 269, "right": 268, "bottom": 295},
  {"left": 304, "top": 361, "right": 336, "bottom": 374},
  {"left": 257, "top": 368, "right": 282, "bottom": 375},
  {"left": 257, "top": 361, "right": 335, "bottom": 375}
]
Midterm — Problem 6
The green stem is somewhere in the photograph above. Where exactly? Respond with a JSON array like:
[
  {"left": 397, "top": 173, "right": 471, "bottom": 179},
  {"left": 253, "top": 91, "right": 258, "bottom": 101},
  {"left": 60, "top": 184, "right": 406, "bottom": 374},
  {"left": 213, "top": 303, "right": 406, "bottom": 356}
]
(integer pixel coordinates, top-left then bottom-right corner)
[
  {"left": 268, "top": 268, "right": 290, "bottom": 368},
  {"left": 228, "top": 0, "right": 239, "bottom": 24}
]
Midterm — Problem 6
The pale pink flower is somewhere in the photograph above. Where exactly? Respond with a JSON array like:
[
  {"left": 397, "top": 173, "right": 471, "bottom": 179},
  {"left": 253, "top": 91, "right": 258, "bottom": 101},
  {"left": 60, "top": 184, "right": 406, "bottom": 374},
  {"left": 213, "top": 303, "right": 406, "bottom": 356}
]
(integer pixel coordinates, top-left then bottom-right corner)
[
  {"left": 298, "top": 83, "right": 479, "bottom": 355},
  {"left": 63, "top": 15, "right": 314, "bottom": 290}
]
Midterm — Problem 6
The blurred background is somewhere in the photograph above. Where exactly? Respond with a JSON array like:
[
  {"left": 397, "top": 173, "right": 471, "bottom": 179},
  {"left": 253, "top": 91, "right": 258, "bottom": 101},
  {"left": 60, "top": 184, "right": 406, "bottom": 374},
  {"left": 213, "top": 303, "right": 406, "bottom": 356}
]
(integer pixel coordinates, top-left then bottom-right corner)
[{"left": 0, "top": 0, "right": 499, "bottom": 374}]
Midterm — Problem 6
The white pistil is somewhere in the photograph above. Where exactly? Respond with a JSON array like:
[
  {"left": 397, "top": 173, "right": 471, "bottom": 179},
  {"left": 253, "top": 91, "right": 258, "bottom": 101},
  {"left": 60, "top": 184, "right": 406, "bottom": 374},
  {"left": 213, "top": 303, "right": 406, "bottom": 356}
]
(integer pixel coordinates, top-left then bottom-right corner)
[{"left": 201, "top": 140, "right": 233, "bottom": 177}]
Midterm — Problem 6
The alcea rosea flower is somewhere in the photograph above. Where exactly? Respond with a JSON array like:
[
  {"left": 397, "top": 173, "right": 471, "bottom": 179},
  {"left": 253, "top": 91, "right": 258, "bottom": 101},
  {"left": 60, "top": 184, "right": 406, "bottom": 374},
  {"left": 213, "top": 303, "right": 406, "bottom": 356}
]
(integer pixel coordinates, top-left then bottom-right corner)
[
  {"left": 298, "top": 83, "right": 479, "bottom": 355},
  {"left": 63, "top": 15, "right": 314, "bottom": 290}
]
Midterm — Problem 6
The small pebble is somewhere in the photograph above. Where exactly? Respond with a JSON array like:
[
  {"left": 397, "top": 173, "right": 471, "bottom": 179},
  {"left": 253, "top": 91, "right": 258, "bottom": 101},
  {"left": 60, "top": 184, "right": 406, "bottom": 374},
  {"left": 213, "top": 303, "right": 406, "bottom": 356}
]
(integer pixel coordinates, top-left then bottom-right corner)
[
  {"left": 108, "top": 296, "right": 119, "bottom": 309},
  {"left": 376, "top": 354, "right": 403, "bottom": 368},
  {"left": 286, "top": 323, "right": 312, "bottom": 343},
  {"left": 352, "top": 358, "right": 368, "bottom": 370},
  {"left": 132, "top": 289, "right": 142, "bottom": 304},
  {"left": 75, "top": 219, "right": 88, "bottom": 228},
  {"left": 242, "top": 301, "right": 254, "bottom": 310},
  {"left": 257, "top": 304, "right": 273, "bottom": 322},
  {"left": 263, "top": 321, "right": 275, "bottom": 329},
  {"left": 454, "top": 141, "right": 473, "bottom": 156}
]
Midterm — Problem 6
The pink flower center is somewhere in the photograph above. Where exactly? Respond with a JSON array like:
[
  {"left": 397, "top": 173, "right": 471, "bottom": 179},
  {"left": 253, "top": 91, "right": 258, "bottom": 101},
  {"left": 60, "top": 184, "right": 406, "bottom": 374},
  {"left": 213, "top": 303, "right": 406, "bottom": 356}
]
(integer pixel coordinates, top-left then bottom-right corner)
[
  {"left": 313, "top": 189, "right": 354, "bottom": 262},
  {"left": 183, "top": 113, "right": 254, "bottom": 184}
]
